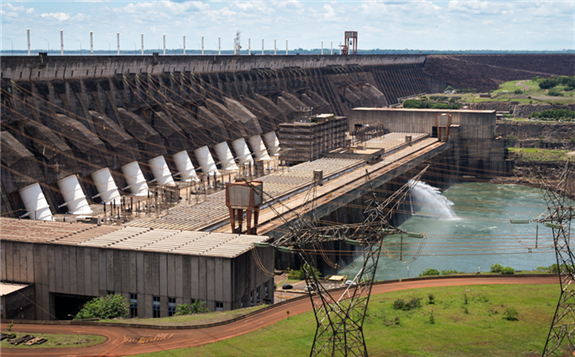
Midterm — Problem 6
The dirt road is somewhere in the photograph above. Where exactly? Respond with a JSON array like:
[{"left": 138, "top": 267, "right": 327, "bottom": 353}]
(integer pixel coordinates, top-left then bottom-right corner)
[{"left": 1, "top": 276, "right": 556, "bottom": 356}]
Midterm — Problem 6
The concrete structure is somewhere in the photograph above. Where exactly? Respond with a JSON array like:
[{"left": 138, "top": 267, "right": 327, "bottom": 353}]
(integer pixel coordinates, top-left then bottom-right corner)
[
  {"left": 349, "top": 108, "right": 505, "bottom": 176},
  {"left": 1, "top": 53, "right": 445, "bottom": 219},
  {"left": 0, "top": 218, "right": 273, "bottom": 320},
  {"left": 1, "top": 282, "right": 34, "bottom": 320},
  {"left": 278, "top": 114, "right": 348, "bottom": 164}
]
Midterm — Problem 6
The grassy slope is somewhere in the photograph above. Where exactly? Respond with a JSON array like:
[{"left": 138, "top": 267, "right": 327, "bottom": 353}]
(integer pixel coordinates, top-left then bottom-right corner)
[
  {"left": 100, "top": 305, "right": 266, "bottom": 326},
  {"left": 1, "top": 332, "right": 105, "bottom": 349},
  {"left": 507, "top": 148, "right": 571, "bottom": 162},
  {"left": 457, "top": 80, "right": 575, "bottom": 105},
  {"left": 137, "top": 284, "right": 563, "bottom": 357}
]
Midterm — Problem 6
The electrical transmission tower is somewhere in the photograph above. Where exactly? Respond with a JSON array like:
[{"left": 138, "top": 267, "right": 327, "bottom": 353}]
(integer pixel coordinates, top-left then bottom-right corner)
[
  {"left": 255, "top": 166, "right": 428, "bottom": 356},
  {"left": 537, "top": 161, "right": 575, "bottom": 356}
]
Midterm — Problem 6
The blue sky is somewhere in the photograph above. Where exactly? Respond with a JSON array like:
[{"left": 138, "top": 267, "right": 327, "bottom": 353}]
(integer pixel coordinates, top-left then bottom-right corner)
[{"left": 2, "top": 0, "right": 574, "bottom": 52}]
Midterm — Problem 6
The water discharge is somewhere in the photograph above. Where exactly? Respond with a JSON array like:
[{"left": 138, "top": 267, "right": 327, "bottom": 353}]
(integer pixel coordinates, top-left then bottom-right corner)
[
  {"left": 409, "top": 180, "right": 457, "bottom": 220},
  {"left": 339, "top": 182, "right": 556, "bottom": 281}
]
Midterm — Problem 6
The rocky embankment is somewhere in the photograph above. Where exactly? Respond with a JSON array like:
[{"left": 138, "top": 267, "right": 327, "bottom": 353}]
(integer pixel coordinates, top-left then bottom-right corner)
[
  {"left": 496, "top": 120, "right": 575, "bottom": 149},
  {"left": 492, "top": 161, "right": 575, "bottom": 200}
]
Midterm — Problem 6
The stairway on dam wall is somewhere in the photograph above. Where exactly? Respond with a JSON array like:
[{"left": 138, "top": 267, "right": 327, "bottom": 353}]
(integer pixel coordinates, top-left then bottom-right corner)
[{"left": 0, "top": 55, "right": 444, "bottom": 218}]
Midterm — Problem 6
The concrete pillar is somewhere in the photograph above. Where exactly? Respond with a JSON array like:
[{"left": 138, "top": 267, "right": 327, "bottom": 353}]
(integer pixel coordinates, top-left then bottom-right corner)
[
  {"left": 286, "top": 39, "right": 288, "bottom": 55},
  {"left": 183, "top": 35, "right": 186, "bottom": 55},
  {"left": 321, "top": 41, "right": 323, "bottom": 55},
  {"left": 27, "top": 28, "right": 30, "bottom": 56},
  {"left": 261, "top": 39, "right": 264, "bottom": 55},
  {"left": 90, "top": 31, "right": 94, "bottom": 55},
  {"left": 274, "top": 39, "right": 276, "bottom": 55},
  {"left": 339, "top": 42, "right": 342, "bottom": 55},
  {"left": 117, "top": 32, "right": 120, "bottom": 55},
  {"left": 163, "top": 34, "right": 166, "bottom": 55},
  {"left": 218, "top": 36, "right": 221, "bottom": 55},
  {"left": 330, "top": 41, "right": 333, "bottom": 55},
  {"left": 60, "top": 30, "right": 64, "bottom": 55},
  {"left": 201, "top": 36, "right": 204, "bottom": 55},
  {"left": 141, "top": 33, "right": 144, "bottom": 55}
]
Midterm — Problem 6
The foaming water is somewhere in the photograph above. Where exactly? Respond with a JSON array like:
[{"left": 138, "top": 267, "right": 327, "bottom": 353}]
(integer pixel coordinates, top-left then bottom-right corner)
[{"left": 409, "top": 180, "right": 458, "bottom": 220}]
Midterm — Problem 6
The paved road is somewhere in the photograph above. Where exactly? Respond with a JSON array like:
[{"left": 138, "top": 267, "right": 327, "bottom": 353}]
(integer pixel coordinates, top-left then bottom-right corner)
[{"left": 1, "top": 276, "right": 556, "bottom": 356}]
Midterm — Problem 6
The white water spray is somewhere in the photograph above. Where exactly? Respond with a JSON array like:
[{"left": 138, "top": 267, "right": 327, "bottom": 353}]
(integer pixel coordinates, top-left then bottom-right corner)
[{"left": 409, "top": 180, "right": 457, "bottom": 220}]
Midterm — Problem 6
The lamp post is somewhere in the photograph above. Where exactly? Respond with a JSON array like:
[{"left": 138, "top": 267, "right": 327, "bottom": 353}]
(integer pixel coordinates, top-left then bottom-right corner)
[
  {"left": 43, "top": 38, "right": 50, "bottom": 53},
  {"left": 7, "top": 37, "right": 13, "bottom": 56}
]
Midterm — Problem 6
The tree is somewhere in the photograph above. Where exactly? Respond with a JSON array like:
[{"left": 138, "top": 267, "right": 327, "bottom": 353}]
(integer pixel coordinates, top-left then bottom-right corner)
[
  {"left": 74, "top": 294, "right": 129, "bottom": 320},
  {"left": 490, "top": 263, "right": 504, "bottom": 273},
  {"left": 288, "top": 264, "right": 322, "bottom": 280},
  {"left": 539, "top": 78, "right": 559, "bottom": 90},
  {"left": 420, "top": 268, "right": 440, "bottom": 276},
  {"left": 445, "top": 85, "right": 453, "bottom": 91},
  {"left": 174, "top": 300, "right": 209, "bottom": 315}
]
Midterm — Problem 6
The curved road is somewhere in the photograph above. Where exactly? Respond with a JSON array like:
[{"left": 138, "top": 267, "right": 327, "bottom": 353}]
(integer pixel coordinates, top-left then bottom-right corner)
[{"left": 1, "top": 276, "right": 556, "bottom": 356}]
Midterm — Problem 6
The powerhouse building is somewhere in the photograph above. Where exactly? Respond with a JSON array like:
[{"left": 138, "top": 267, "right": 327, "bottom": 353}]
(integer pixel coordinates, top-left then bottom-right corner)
[{"left": 0, "top": 218, "right": 274, "bottom": 320}]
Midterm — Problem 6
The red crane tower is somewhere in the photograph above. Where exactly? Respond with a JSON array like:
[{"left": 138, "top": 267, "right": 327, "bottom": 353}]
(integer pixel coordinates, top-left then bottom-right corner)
[{"left": 340, "top": 31, "right": 358, "bottom": 55}]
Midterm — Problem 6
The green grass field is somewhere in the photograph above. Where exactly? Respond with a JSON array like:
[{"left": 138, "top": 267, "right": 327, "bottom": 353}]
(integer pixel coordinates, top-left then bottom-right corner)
[
  {"left": 136, "top": 284, "right": 564, "bottom": 357},
  {"left": 1, "top": 332, "right": 105, "bottom": 349},
  {"left": 456, "top": 80, "right": 575, "bottom": 105},
  {"left": 101, "top": 305, "right": 266, "bottom": 326},
  {"left": 507, "top": 148, "right": 572, "bottom": 162}
]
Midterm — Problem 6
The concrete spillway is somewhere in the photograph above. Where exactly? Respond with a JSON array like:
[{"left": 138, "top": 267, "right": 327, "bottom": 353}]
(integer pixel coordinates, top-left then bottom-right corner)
[{"left": 0, "top": 54, "right": 445, "bottom": 218}]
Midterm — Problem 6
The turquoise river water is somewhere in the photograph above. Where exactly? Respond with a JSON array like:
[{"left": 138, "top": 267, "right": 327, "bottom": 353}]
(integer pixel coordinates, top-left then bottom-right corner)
[{"left": 338, "top": 182, "right": 557, "bottom": 281}]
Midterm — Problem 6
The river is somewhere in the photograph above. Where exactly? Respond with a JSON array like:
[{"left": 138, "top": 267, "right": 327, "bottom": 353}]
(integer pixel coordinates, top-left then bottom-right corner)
[{"left": 338, "top": 182, "right": 557, "bottom": 281}]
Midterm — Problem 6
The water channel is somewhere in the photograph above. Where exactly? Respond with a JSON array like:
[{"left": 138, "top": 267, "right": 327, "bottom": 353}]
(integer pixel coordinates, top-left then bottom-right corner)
[{"left": 338, "top": 182, "right": 557, "bottom": 281}]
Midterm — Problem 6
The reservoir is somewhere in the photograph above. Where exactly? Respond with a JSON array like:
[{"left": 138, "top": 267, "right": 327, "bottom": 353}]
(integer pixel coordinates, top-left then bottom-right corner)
[{"left": 339, "top": 182, "right": 556, "bottom": 281}]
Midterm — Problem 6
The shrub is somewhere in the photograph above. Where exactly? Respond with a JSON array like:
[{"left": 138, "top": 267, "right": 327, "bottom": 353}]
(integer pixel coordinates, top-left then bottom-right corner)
[
  {"left": 503, "top": 307, "right": 519, "bottom": 321},
  {"left": 420, "top": 268, "right": 440, "bottom": 277},
  {"left": 288, "top": 264, "right": 322, "bottom": 280},
  {"left": 548, "top": 88, "right": 564, "bottom": 97},
  {"left": 74, "top": 294, "right": 129, "bottom": 320},
  {"left": 429, "top": 311, "right": 435, "bottom": 324},
  {"left": 514, "top": 88, "right": 523, "bottom": 94},
  {"left": 175, "top": 300, "right": 209, "bottom": 315},
  {"left": 501, "top": 266, "right": 515, "bottom": 275},
  {"left": 506, "top": 135, "right": 518, "bottom": 143},
  {"left": 393, "top": 299, "right": 406, "bottom": 310},
  {"left": 539, "top": 78, "right": 559, "bottom": 89},
  {"left": 393, "top": 297, "right": 422, "bottom": 311},
  {"left": 406, "top": 297, "right": 422, "bottom": 310},
  {"left": 490, "top": 263, "right": 504, "bottom": 273},
  {"left": 428, "top": 294, "right": 435, "bottom": 305},
  {"left": 464, "top": 294, "right": 468, "bottom": 305},
  {"left": 441, "top": 269, "right": 458, "bottom": 275}
]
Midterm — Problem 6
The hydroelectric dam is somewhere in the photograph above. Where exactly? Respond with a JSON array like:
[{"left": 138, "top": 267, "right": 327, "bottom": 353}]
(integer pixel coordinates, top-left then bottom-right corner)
[{"left": 0, "top": 53, "right": 508, "bottom": 320}]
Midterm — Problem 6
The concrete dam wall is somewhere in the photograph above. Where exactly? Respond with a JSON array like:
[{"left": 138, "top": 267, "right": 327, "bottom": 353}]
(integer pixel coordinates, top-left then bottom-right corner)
[{"left": 0, "top": 54, "right": 444, "bottom": 218}]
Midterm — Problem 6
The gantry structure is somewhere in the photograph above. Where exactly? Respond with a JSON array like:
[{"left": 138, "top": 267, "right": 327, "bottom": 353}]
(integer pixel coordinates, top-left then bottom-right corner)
[
  {"left": 538, "top": 161, "right": 575, "bottom": 356},
  {"left": 252, "top": 165, "right": 428, "bottom": 356}
]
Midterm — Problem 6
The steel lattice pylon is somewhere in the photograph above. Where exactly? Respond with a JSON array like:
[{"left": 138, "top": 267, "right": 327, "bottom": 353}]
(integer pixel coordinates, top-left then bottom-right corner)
[
  {"left": 537, "top": 161, "right": 575, "bottom": 357},
  {"left": 254, "top": 166, "right": 429, "bottom": 356}
]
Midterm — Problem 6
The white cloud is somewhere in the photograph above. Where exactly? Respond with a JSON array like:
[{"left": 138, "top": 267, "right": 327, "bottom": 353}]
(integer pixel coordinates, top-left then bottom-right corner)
[
  {"left": 1, "top": 0, "right": 573, "bottom": 51},
  {"left": 41, "top": 12, "right": 70, "bottom": 21}
]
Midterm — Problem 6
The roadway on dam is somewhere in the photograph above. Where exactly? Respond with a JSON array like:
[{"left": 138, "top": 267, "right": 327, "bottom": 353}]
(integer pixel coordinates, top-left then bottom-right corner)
[
  {"left": 127, "top": 136, "right": 450, "bottom": 235},
  {"left": 0, "top": 276, "right": 555, "bottom": 356}
]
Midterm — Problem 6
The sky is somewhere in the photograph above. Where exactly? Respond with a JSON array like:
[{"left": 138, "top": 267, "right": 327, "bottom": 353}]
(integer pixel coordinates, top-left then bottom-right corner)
[{"left": 1, "top": 0, "right": 574, "bottom": 52}]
